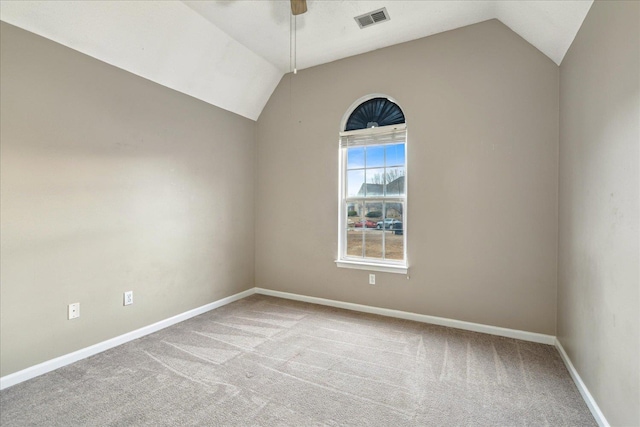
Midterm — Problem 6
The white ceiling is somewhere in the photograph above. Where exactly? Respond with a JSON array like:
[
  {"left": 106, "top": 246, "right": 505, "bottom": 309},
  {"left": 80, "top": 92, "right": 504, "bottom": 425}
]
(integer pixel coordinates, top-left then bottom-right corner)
[{"left": 1, "top": 1, "right": 592, "bottom": 121}]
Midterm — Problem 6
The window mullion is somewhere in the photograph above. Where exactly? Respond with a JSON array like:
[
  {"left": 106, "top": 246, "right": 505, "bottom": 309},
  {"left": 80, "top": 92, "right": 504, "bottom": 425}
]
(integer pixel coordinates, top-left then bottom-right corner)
[
  {"left": 382, "top": 145, "right": 387, "bottom": 261},
  {"left": 381, "top": 201, "right": 386, "bottom": 261}
]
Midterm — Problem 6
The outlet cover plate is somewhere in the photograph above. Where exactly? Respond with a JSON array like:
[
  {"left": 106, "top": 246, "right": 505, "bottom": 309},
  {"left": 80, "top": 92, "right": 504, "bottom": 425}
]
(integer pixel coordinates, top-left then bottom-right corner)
[
  {"left": 68, "top": 303, "right": 80, "bottom": 319},
  {"left": 124, "top": 291, "right": 133, "bottom": 306}
]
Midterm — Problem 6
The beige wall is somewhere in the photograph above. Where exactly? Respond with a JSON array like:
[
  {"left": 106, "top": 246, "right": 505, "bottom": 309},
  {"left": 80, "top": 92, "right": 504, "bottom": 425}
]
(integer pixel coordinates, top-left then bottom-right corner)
[
  {"left": 558, "top": 1, "right": 640, "bottom": 425},
  {"left": 257, "top": 20, "right": 559, "bottom": 335},
  {"left": 0, "top": 23, "right": 256, "bottom": 376}
]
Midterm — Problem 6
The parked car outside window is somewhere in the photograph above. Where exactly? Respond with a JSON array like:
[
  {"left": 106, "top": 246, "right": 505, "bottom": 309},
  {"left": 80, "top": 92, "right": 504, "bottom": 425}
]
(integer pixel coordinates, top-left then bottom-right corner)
[
  {"left": 355, "top": 219, "right": 378, "bottom": 228},
  {"left": 391, "top": 221, "right": 403, "bottom": 235},
  {"left": 376, "top": 218, "right": 401, "bottom": 229}
]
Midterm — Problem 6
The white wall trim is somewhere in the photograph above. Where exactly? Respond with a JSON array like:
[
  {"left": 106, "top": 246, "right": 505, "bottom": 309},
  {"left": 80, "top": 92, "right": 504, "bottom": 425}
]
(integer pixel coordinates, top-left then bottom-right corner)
[
  {"left": 555, "top": 338, "right": 610, "bottom": 427},
  {"left": 254, "top": 288, "right": 556, "bottom": 345},
  {"left": 1, "top": 285, "right": 604, "bottom": 427},
  {"left": 0, "top": 288, "right": 255, "bottom": 390},
  {"left": 335, "top": 260, "right": 408, "bottom": 274}
]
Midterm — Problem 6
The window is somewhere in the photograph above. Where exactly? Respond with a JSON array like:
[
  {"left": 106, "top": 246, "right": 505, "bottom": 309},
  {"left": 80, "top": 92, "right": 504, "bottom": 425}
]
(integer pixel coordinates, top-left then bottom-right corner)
[{"left": 337, "top": 97, "right": 407, "bottom": 274}]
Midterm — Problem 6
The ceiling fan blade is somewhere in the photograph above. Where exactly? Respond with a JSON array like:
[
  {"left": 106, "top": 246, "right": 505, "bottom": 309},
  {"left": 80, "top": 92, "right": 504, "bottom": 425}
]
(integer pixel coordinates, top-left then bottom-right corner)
[{"left": 291, "top": 0, "right": 307, "bottom": 15}]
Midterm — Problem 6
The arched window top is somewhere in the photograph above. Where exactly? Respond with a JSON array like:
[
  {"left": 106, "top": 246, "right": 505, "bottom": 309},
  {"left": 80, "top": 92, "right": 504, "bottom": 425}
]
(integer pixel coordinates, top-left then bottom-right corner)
[{"left": 344, "top": 97, "right": 405, "bottom": 131}]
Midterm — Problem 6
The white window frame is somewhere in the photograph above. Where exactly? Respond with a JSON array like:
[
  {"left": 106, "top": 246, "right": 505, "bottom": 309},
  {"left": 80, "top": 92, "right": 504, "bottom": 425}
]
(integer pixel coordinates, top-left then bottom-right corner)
[{"left": 336, "top": 123, "right": 408, "bottom": 274}]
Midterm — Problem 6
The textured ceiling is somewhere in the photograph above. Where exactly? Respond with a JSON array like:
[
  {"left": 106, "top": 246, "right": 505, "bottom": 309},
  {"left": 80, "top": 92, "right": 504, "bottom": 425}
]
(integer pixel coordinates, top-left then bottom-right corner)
[{"left": 0, "top": 1, "right": 592, "bottom": 121}]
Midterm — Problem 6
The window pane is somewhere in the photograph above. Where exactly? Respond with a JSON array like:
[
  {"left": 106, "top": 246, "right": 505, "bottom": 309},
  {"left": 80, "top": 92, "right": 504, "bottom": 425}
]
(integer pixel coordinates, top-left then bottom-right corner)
[
  {"left": 346, "top": 201, "right": 363, "bottom": 228},
  {"left": 346, "top": 202, "right": 364, "bottom": 258},
  {"left": 347, "top": 147, "right": 365, "bottom": 169},
  {"left": 364, "top": 230, "right": 383, "bottom": 259},
  {"left": 385, "top": 202, "right": 403, "bottom": 221},
  {"left": 362, "top": 201, "right": 383, "bottom": 259},
  {"left": 347, "top": 230, "right": 364, "bottom": 257},
  {"left": 346, "top": 201, "right": 363, "bottom": 240},
  {"left": 347, "top": 170, "right": 365, "bottom": 197},
  {"left": 364, "top": 201, "right": 383, "bottom": 226},
  {"left": 384, "top": 202, "right": 404, "bottom": 260},
  {"left": 386, "top": 143, "right": 405, "bottom": 167},
  {"left": 384, "top": 229, "right": 404, "bottom": 260},
  {"left": 366, "top": 145, "right": 385, "bottom": 168},
  {"left": 385, "top": 167, "right": 405, "bottom": 196},
  {"left": 364, "top": 168, "right": 385, "bottom": 196}
]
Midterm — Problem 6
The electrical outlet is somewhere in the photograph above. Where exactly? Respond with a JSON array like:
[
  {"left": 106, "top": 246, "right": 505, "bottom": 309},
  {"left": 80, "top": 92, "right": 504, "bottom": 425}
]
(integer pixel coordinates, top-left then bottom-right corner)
[
  {"left": 68, "top": 303, "right": 80, "bottom": 320},
  {"left": 369, "top": 274, "right": 376, "bottom": 285},
  {"left": 123, "top": 291, "right": 133, "bottom": 306}
]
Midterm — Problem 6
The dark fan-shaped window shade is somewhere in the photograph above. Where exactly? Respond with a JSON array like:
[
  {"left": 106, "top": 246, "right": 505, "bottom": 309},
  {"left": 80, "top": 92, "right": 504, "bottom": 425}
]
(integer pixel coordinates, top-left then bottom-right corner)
[{"left": 345, "top": 98, "right": 405, "bottom": 131}]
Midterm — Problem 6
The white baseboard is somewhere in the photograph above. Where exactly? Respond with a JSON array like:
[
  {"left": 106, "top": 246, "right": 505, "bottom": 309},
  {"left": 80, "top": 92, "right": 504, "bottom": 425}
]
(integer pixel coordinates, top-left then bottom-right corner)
[
  {"left": 555, "top": 338, "right": 610, "bottom": 427},
  {"left": 1, "top": 285, "right": 603, "bottom": 427},
  {"left": 254, "top": 288, "right": 556, "bottom": 345},
  {"left": 0, "top": 288, "right": 255, "bottom": 390}
]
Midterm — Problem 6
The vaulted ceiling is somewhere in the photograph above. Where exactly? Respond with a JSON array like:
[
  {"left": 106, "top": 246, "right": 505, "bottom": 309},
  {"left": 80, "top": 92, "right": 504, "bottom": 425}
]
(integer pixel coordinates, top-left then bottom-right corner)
[{"left": 1, "top": 1, "right": 592, "bottom": 121}]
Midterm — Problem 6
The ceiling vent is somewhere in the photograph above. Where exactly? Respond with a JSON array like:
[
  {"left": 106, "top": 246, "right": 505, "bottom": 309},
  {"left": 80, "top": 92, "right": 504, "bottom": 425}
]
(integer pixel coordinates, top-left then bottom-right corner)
[{"left": 354, "top": 8, "right": 390, "bottom": 29}]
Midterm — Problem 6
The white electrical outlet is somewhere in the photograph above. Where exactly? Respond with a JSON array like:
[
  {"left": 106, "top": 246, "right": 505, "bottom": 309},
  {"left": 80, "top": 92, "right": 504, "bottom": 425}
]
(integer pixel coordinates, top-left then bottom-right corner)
[
  {"left": 68, "top": 303, "right": 80, "bottom": 320},
  {"left": 124, "top": 291, "right": 133, "bottom": 306},
  {"left": 369, "top": 274, "right": 376, "bottom": 285}
]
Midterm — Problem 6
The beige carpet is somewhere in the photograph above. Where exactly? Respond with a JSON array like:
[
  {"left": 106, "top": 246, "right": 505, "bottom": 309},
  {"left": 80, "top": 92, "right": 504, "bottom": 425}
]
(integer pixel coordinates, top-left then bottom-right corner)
[{"left": 1, "top": 294, "right": 595, "bottom": 426}]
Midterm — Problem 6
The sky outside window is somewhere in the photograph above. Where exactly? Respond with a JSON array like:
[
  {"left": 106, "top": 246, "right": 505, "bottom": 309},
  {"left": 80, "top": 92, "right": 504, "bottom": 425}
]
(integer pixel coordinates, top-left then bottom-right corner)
[
  {"left": 365, "top": 146, "right": 384, "bottom": 168},
  {"left": 347, "top": 144, "right": 405, "bottom": 171},
  {"left": 347, "top": 143, "right": 406, "bottom": 197},
  {"left": 385, "top": 144, "right": 405, "bottom": 167}
]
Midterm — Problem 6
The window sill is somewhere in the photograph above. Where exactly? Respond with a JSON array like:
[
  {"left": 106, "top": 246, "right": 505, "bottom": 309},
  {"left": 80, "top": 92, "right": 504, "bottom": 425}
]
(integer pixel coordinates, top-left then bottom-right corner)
[{"left": 335, "top": 260, "right": 408, "bottom": 275}]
